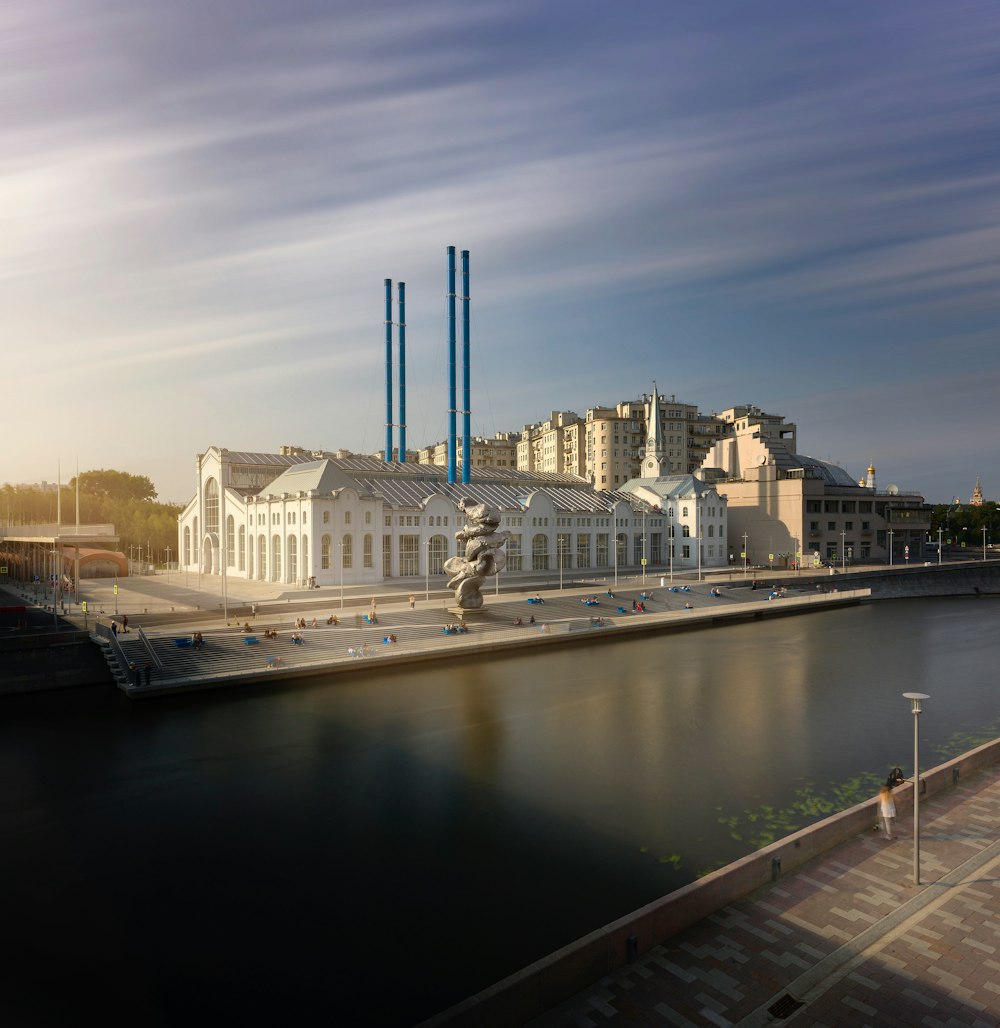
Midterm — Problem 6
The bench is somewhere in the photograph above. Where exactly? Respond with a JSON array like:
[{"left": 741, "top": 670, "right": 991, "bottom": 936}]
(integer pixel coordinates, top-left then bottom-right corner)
[
  {"left": 174, "top": 637, "right": 193, "bottom": 648},
  {"left": 243, "top": 636, "right": 258, "bottom": 645}
]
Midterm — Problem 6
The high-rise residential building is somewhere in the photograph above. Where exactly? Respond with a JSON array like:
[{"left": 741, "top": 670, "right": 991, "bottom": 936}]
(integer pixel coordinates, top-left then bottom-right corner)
[{"left": 516, "top": 412, "right": 585, "bottom": 477}]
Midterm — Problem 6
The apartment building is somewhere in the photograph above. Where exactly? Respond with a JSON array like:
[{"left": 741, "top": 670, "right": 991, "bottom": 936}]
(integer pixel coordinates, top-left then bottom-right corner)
[
  {"left": 417, "top": 432, "right": 520, "bottom": 471},
  {"left": 516, "top": 412, "right": 586, "bottom": 477}
]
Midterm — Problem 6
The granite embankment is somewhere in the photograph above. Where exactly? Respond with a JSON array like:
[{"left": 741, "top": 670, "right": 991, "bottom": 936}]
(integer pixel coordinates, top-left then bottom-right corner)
[{"left": 789, "top": 558, "right": 1000, "bottom": 598}]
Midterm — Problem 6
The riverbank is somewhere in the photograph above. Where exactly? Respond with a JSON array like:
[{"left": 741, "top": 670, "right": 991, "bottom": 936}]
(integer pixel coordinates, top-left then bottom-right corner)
[
  {"left": 98, "top": 582, "right": 870, "bottom": 698},
  {"left": 424, "top": 736, "right": 1000, "bottom": 1026}
]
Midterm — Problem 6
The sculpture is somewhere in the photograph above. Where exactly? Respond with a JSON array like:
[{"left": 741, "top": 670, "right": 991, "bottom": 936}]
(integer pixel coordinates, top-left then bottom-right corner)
[{"left": 443, "top": 498, "right": 511, "bottom": 610}]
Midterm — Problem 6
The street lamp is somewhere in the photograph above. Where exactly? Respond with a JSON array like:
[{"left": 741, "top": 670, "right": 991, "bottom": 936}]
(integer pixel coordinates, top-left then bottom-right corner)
[
  {"left": 339, "top": 541, "right": 344, "bottom": 610},
  {"left": 669, "top": 524, "right": 674, "bottom": 584},
  {"left": 937, "top": 527, "right": 943, "bottom": 565},
  {"left": 984, "top": 525, "right": 988, "bottom": 562},
  {"left": 888, "top": 529, "right": 893, "bottom": 566},
  {"left": 902, "top": 692, "right": 930, "bottom": 885},
  {"left": 742, "top": 532, "right": 749, "bottom": 575},
  {"left": 425, "top": 539, "right": 430, "bottom": 602},
  {"left": 166, "top": 546, "right": 171, "bottom": 584},
  {"left": 641, "top": 509, "right": 647, "bottom": 586},
  {"left": 558, "top": 536, "right": 564, "bottom": 591},
  {"left": 697, "top": 531, "right": 702, "bottom": 582},
  {"left": 612, "top": 508, "right": 618, "bottom": 588},
  {"left": 840, "top": 530, "right": 846, "bottom": 571}
]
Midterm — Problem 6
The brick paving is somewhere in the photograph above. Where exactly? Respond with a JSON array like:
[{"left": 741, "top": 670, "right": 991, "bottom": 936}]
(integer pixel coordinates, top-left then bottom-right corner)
[{"left": 529, "top": 763, "right": 1000, "bottom": 1027}]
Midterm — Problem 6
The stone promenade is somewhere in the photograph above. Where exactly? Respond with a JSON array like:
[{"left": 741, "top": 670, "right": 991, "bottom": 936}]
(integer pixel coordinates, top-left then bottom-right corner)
[{"left": 527, "top": 762, "right": 1000, "bottom": 1027}]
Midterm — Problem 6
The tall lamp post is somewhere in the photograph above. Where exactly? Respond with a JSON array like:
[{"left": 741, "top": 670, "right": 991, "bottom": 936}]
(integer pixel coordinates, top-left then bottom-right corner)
[
  {"left": 425, "top": 539, "right": 430, "bottom": 602},
  {"left": 641, "top": 510, "right": 647, "bottom": 586},
  {"left": 888, "top": 529, "right": 893, "bottom": 566},
  {"left": 558, "top": 536, "right": 564, "bottom": 591},
  {"left": 612, "top": 508, "right": 619, "bottom": 589},
  {"left": 339, "top": 541, "right": 344, "bottom": 610},
  {"left": 840, "top": 530, "right": 846, "bottom": 571},
  {"left": 937, "top": 527, "right": 943, "bottom": 565},
  {"left": 669, "top": 524, "right": 674, "bottom": 584},
  {"left": 165, "top": 546, "right": 171, "bottom": 584},
  {"left": 742, "top": 532, "right": 749, "bottom": 575},
  {"left": 984, "top": 526, "right": 988, "bottom": 562},
  {"left": 903, "top": 692, "right": 930, "bottom": 885}
]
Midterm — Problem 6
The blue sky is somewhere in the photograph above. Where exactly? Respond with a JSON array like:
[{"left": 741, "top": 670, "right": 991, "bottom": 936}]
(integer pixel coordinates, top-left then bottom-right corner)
[{"left": 5, "top": 0, "right": 999, "bottom": 503}]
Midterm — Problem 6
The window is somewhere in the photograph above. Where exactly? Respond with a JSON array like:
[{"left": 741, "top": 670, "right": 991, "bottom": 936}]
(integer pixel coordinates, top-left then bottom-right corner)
[
  {"left": 399, "top": 535, "right": 420, "bottom": 576},
  {"left": 365, "top": 511, "right": 372, "bottom": 524},
  {"left": 507, "top": 533, "right": 523, "bottom": 572},
  {"left": 344, "top": 511, "right": 351, "bottom": 525},
  {"left": 576, "top": 534, "right": 590, "bottom": 568},
  {"left": 363, "top": 534, "right": 373, "bottom": 569},
  {"left": 682, "top": 545, "right": 690, "bottom": 559},
  {"left": 204, "top": 478, "right": 219, "bottom": 537},
  {"left": 828, "top": 521, "right": 836, "bottom": 531},
  {"left": 342, "top": 534, "right": 352, "bottom": 569},
  {"left": 532, "top": 534, "right": 550, "bottom": 571},
  {"left": 227, "top": 515, "right": 235, "bottom": 567},
  {"left": 429, "top": 535, "right": 449, "bottom": 574},
  {"left": 287, "top": 535, "right": 297, "bottom": 584},
  {"left": 682, "top": 525, "right": 691, "bottom": 537},
  {"left": 271, "top": 534, "right": 281, "bottom": 582},
  {"left": 383, "top": 535, "right": 392, "bottom": 576},
  {"left": 183, "top": 525, "right": 191, "bottom": 565},
  {"left": 321, "top": 534, "right": 331, "bottom": 570},
  {"left": 257, "top": 534, "right": 266, "bottom": 581},
  {"left": 238, "top": 524, "right": 245, "bottom": 571}
]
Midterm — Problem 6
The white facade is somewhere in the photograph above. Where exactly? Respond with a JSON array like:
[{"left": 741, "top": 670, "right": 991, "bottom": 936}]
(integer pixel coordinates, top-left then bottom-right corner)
[{"left": 177, "top": 447, "right": 723, "bottom": 587}]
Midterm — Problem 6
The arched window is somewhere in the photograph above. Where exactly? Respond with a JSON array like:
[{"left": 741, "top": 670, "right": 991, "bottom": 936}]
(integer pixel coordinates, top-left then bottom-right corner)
[
  {"left": 707, "top": 524, "right": 714, "bottom": 537},
  {"left": 193, "top": 517, "right": 199, "bottom": 562},
  {"left": 247, "top": 534, "right": 254, "bottom": 579},
  {"left": 226, "top": 514, "right": 235, "bottom": 567},
  {"left": 238, "top": 524, "right": 246, "bottom": 570},
  {"left": 682, "top": 506, "right": 689, "bottom": 518},
  {"left": 616, "top": 533, "right": 627, "bottom": 566},
  {"left": 205, "top": 479, "right": 219, "bottom": 537},
  {"left": 258, "top": 535, "right": 266, "bottom": 581},
  {"left": 344, "top": 511, "right": 352, "bottom": 526},
  {"left": 183, "top": 525, "right": 191, "bottom": 565},
  {"left": 287, "top": 535, "right": 297, "bottom": 584},
  {"left": 321, "top": 534, "right": 331, "bottom": 570},
  {"left": 342, "top": 534, "right": 353, "bottom": 569},
  {"left": 428, "top": 534, "right": 448, "bottom": 574},
  {"left": 271, "top": 534, "right": 281, "bottom": 582},
  {"left": 301, "top": 535, "right": 308, "bottom": 579},
  {"left": 532, "top": 534, "right": 549, "bottom": 571},
  {"left": 363, "top": 533, "right": 373, "bottom": 568},
  {"left": 682, "top": 525, "right": 691, "bottom": 537}
]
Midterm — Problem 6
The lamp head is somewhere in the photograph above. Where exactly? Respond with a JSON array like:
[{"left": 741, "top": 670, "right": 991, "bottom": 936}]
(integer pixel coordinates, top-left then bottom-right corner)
[{"left": 903, "top": 691, "right": 930, "bottom": 714}]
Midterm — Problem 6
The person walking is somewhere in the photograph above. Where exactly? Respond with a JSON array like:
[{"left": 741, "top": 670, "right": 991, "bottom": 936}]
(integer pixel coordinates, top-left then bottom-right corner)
[
  {"left": 877, "top": 783, "right": 897, "bottom": 840},
  {"left": 409, "top": 594, "right": 415, "bottom": 609}
]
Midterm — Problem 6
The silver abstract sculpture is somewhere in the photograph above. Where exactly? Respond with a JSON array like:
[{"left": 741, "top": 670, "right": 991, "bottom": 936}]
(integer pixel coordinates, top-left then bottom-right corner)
[{"left": 443, "top": 498, "right": 511, "bottom": 609}]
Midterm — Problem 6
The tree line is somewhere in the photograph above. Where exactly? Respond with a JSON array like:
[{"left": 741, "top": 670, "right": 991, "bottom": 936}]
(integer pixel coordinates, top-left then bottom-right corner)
[{"left": 0, "top": 470, "right": 183, "bottom": 565}]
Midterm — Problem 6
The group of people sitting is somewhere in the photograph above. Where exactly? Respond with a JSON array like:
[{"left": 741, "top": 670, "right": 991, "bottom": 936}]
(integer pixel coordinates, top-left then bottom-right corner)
[
  {"left": 443, "top": 622, "right": 469, "bottom": 635},
  {"left": 382, "top": 634, "right": 398, "bottom": 644},
  {"left": 262, "top": 628, "right": 279, "bottom": 640},
  {"left": 326, "top": 614, "right": 339, "bottom": 625},
  {"left": 512, "top": 615, "right": 537, "bottom": 626},
  {"left": 290, "top": 631, "right": 305, "bottom": 644},
  {"left": 191, "top": 631, "right": 204, "bottom": 648},
  {"left": 581, "top": 596, "right": 600, "bottom": 607}
]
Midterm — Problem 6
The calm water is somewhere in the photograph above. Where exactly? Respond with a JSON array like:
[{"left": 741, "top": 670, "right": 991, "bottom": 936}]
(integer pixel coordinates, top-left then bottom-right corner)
[{"left": 2, "top": 598, "right": 998, "bottom": 1025}]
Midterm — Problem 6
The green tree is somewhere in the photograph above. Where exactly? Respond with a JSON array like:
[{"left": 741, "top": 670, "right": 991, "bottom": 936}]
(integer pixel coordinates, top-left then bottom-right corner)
[{"left": 72, "top": 469, "right": 157, "bottom": 503}]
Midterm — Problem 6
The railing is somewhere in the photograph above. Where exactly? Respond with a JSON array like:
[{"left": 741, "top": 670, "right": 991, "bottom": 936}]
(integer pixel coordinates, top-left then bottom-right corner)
[{"left": 0, "top": 523, "right": 116, "bottom": 538}]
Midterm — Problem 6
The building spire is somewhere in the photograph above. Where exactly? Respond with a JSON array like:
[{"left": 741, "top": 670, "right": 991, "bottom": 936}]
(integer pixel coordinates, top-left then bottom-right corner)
[{"left": 643, "top": 381, "right": 668, "bottom": 477}]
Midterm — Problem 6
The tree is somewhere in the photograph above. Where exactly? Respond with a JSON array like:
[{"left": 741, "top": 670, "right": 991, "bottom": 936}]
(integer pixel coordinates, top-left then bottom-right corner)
[{"left": 72, "top": 469, "right": 158, "bottom": 503}]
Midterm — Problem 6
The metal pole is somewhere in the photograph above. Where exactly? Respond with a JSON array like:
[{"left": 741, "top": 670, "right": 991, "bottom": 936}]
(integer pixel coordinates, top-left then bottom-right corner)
[
  {"left": 743, "top": 532, "right": 748, "bottom": 575},
  {"left": 559, "top": 539, "right": 564, "bottom": 591},
  {"left": 938, "top": 528, "right": 942, "bottom": 565},
  {"left": 984, "top": 526, "right": 988, "bottom": 562},
  {"left": 841, "top": 530, "right": 846, "bottom": 570},
  {"left": 340, "top": 543, "right": 344, "bottom": 610},
  {"left": 698, "top": 532, "right": 702, "bottom": 582},
  {"left": 642, "top": 510, "right": 646, "bottom": 585},
  {"left": 669, "top": 525, "right": 674, "bottom": 584},
  {"left": 889, "top": 530, "right": 893, "bottom": 565},
  {"left": 425, "top": 539, "right": 429, "bottom": 602},
  {"left": 903, "top": 692, "right": 929, "bottom": 885},
  {"left": 613, "top": 508, "right": 618, "bottom": 588}
]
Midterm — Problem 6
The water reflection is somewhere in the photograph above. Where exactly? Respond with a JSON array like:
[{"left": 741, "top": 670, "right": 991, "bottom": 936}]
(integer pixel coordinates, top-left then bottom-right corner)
[{"left": 1, "top": 599, "right": 998, "bottom": 1024}]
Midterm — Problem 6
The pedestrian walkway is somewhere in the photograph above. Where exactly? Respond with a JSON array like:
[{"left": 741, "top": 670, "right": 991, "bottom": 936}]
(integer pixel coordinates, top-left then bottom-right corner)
[{"left": 527, "top": 761, "right": 1000, "bottom": 1027}]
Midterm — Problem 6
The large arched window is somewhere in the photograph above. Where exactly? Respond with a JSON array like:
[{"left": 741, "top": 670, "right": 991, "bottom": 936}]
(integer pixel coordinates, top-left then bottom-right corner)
[
  {"left": 193, "top": 517, "right": 199, "bottom": 562},
  {"left": 301, "top": 535, "right": 308, "bottom": 579},
  {"left": 183, "top": 525, "right": 191, "bottom": 565},
  {"left": 287, "top": 535, "right": 297, "bottom": 584},
  {"left": 342, "top": 534, "right": 353, "bottom": 569},
  {"left": 616, "top": 533, "right": 627, "bottom": 566},
  {"left": 205, "top": 479, "right": 220, "bottom": 537},
  {"left": 363, "top": 533, "right": 373, "bottom": 569},
  {"left": 682, "top": 525, "right": 691, "bottom": 537},
  {"left": 271, "top": 534, "right": 281, "bottom": 582},
  {"left": 257, "top": 535, "right": 266, "bottom": 580},
  {"left": 428, "top": 534, "right": 448, "bottom": 574},
  {"left": 238, "top": 524, "right": 246, "bottom": 570},
  {"left": 532, "top": 534, "right": 549, "bottom": 571},
  {"left": 247, "top": 534, "right": 254, "bottom": 579},
  {"left": 321, "top": 534, "right": 331, "bottom": 570}
]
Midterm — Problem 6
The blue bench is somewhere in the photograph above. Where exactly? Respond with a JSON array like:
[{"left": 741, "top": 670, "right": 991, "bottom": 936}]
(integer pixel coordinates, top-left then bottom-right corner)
[
  {"left": 174, "top": 637, "right": 192, "bottom": 648},
  {"left": 527, "top": 597, "right": 543, "bottom": 604},
  {"left": 243, "top": 636, "right": 258, "bottom": 645}
]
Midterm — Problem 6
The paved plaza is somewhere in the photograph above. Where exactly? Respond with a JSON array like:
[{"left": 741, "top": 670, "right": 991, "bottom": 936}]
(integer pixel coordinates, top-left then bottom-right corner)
[{"left": 527, "top": 762, "right": 1000, "bottom": 1027}]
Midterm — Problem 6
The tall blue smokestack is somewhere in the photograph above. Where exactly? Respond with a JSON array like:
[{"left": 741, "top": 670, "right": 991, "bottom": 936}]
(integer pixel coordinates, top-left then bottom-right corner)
[
  {"left": 398, "top": 281, "right": 406, "bottom": 463},
  {"left": 447, "top": 246, "right": 457, "bottom": 484},
  {"left": 384, "top": 278, "right": 393, "bottom": 462},
  {"left": 461, "top": 250, "right": 471, "bottom": 484}
]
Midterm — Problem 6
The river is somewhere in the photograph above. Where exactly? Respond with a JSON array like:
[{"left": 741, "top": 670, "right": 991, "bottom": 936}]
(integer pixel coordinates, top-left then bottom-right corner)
[{"left": 2, "top": 598, "right": 997, "bottom": 1025}]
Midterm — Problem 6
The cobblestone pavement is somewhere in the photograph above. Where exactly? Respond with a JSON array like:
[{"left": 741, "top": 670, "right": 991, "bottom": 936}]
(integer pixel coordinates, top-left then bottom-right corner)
[{"left": 530, "top": 763, "right": 1000, "bottom": 1027}]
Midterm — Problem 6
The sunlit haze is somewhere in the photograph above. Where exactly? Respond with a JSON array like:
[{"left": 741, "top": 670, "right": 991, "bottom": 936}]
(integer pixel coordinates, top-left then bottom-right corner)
[{"left": 5, "top": 0, "right": 999, "bottom": 503}]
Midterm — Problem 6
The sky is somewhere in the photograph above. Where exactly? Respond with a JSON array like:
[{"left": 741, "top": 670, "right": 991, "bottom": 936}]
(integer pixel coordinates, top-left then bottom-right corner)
[{"left": 5, "top": 0, "right": 999, "bottom": 504}]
